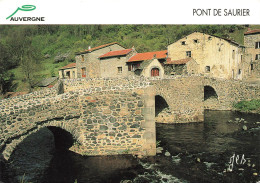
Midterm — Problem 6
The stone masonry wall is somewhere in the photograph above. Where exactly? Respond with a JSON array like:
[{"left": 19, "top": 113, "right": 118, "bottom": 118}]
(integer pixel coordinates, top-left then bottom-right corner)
[
  {"left": 75, "top": 87, "right": 156, "bottom": 156},
  {"left": 0, "top": 80, "right": 62, "bottom": 112},
  {"left": 0, "top": 78, "right": 156, "bottom": 160},
  {"left": 150, "top": 76, "right": 204, "bottom": 123},
  {"left": 244, "top": 33, "right": 260, "bottom": 77},
  {"left": 204, "top": 77, "right": 260, "bottom": 110}
]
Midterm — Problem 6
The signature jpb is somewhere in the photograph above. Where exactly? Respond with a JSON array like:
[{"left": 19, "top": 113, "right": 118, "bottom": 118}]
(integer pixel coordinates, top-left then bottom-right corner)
[{"left": 227, "top": 154, "right": 246, "bottom": 172}]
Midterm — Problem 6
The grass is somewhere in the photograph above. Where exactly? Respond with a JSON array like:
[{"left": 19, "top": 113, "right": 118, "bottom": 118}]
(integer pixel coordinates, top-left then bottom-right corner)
[{"left": 233, "top": 99, "right": 260, "bottom": 113}]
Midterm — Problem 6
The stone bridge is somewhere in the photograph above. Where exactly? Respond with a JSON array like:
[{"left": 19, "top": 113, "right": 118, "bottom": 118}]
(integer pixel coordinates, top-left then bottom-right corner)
[{"left": 0, "top": 76, "right": 259, "bottom": 161}]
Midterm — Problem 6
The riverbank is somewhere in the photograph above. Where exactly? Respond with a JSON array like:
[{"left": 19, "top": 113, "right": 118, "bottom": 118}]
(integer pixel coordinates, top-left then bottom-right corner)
[{"left": 233, "top": 99, "right": 260, "bottom": 114}]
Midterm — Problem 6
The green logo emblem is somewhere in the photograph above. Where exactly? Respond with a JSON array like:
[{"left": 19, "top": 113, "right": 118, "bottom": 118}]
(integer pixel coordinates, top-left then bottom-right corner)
[{"left": 6, "top": 5, "right": 36, "bottom": 19}]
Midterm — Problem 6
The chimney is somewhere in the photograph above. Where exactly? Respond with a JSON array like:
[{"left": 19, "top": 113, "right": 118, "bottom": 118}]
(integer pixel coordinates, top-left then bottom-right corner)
[
  {"left": 247, "top": 28, "right": 251, "bottom": 32},
  {"left": 88, "top": 46, "right": 91, "bottom": 50}
]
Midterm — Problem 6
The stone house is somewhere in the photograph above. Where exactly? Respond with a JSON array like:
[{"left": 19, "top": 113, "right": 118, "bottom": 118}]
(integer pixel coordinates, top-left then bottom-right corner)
[
  {"left": 244, "top": 28, "right": 260, "bottom": 78},
  {"left": 98, "top": 48, "right": 137, "bottom": 78},
  {"left": 75, "top": 42, "right": 125, "bottom": 78},
  {"left": 127, "top": 50, "right": 167, "bottom": 77},
  {"left": 164, "top": 57, "right": 199, "bottom": 75},
  {"left": 58, "top": 63, "right": 77, "bottom": 79},
  {"left": 167, "top": 32, "right": 246, "bottom": 80}
]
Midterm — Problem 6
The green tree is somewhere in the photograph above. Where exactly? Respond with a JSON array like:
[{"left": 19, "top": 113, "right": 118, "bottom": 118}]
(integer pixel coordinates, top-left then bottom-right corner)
[
  {"left": 6, "top": 28, "right": 42, "bottom": 92},
  {"left": 0, "top": 42, "right": 15, "bottom": 94}
]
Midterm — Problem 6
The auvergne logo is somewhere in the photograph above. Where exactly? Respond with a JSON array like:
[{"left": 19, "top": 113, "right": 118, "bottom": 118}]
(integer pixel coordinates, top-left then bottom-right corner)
[{"left": 6, "top": 5, "right": 45, "bottom": 21}]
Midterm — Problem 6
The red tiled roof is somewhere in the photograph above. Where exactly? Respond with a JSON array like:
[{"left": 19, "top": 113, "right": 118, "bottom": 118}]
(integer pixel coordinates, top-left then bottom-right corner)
[
  {"left": 77, "top": 42, "right": 123, "bottom": 54},
  {"left": 99, "top": 49, "right": 132, "bottom": 59},
  {"left": 165, "top": 57, "right": 192, "bottom": 65},
  {"left": 244, "top": 29, "right": 260, "bottom": 35},
  {"left": 60, "top": 63, "right": 76, "bottom": 70},
  {"left": 128, "top": 50, "right": 167, "bottom": 62}
]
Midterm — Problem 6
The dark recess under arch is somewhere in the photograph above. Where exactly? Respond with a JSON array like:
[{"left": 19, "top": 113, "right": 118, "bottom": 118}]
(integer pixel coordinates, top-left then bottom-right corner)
[
  {"left": 155, "top": 95, "right": 169, "bottom": 117},
  {"left": 204, "top": 85, "right": 218, "bottom": 101},
  {"left": 47, "top": 126, "right": 74, "bottom": 150}
]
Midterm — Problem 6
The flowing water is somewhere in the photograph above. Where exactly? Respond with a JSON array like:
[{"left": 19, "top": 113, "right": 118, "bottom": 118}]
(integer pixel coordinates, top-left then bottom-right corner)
[{"left": 2, "top": 110, "right": 260, "bottom": 183}]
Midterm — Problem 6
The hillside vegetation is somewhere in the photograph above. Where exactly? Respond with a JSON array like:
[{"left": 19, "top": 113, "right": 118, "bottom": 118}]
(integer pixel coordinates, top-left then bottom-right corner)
[{"left": 0, "top": 24, "right": 259, "bottom": 93}]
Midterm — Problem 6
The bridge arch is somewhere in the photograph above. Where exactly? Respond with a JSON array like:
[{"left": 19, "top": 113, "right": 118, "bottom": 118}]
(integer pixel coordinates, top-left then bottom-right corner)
[
  {"left": 1, "top": 120, "right": 82, "bottom": 161},
  {"left": 204, "top": 85, "right": 218, "bottom": 101},
  {"left": 155, "top": 95, "right": 170, "bottom": 117}
]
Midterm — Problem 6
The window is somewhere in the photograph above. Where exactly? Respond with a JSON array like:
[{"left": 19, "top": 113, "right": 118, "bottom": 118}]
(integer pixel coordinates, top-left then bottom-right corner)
[
  {"left": 128, "top": 64, "right": 131, "bottom": 71},
  {"left": 81, "top": 55, "right": 84, "bottom": 62},
  {"left": 238, "top": 69, "right": 242, "bottom": 75},
  {"left": 208, "top": 36, "right": 212, "bottom": 40},
  {"left": 128, "top": 63, "right": 140, "bottom": 71},
  {"left": 256, "top": 54, "right": 260, "bottom": 60},
  {"left": 232, "top": 50, "right": 235, "bottom": 59},
  {"left": 66, "top": 71, "right": 71, "bottom": 78},
  {"left": 186, "top": 51, "right": 191, "bottom": 57},
  {"left": 205, "top": 66, "right": 210, "bottom": 72},
  {"left": 255, "top": 42, "right": 260, "bottom": 49},
  {"left": 194, "top": 39, "right": 199, "bottom": 43},
  {"left": 118, "top": 67, "right": 122, "bottom": 74},
  {"left": 181, "top": 41, "right": 186, "bottom": 45},
  {"left": 251, "top": 64, "right": 254, "bottom": 71},
  {"left": 81, "top": 67, "right": 86, "bottom": 78}
]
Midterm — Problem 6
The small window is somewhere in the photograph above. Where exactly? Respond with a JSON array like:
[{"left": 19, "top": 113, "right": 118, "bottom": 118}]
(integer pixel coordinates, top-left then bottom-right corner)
[
  {"left": 128, "top": 63, "right": 140, "bottom": 71},
  {"left": 232, "top": 50, "right": 235, "bottom": 59},
  {"left": 186, "top": 51, "right": 191, "bottom": 57},
  {"left": 205, "top": 66, "right": 210, "bottom": 72},
  {"left": 194, "top": 39, "right": 199, "bottom": 43},
  {"left": 251, "top": 64, "right": 254, "bottom": 71},
  {"left": 255, "top": 42, "right": 260, "bottom": 49},
  {"left": 81, "top": 55, "right": 84, "bottom": 62},
  {"left": 208, "top": 36, "right": 212, "bottom": 40},
  {"left": 66, "top": 71, "right": 71, "bottom": 78},
  {"left": 181, "top": 41, "right": 186, "bottom": 45},
  {"left": 128, "top": 64, "right": 131, "bottom": 71},
  {"left": 81, "top": 67, "right": 86, "bottom": 78},
  {"left": 238, "top": 69, "right": 242, "bottom": 75},
  {"left": 118, "top": 67, "right": 122, "bottom": 74},
  {"left": 256, "top": 54, "right": 260, "bottom": 60}
]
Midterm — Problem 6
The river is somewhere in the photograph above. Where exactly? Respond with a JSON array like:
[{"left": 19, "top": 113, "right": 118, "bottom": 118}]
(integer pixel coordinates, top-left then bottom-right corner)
[{"left": 2, "top": 110, "right": 260, "bottom": 183}]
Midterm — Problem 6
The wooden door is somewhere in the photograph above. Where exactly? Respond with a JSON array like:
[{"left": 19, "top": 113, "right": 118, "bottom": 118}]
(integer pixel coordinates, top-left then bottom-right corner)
[{"left": 151, "top": 68, "right": 159, "bottom": 77}]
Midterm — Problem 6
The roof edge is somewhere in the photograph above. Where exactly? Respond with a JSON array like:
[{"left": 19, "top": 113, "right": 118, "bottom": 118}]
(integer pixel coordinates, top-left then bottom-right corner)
[{"left": 76, "top": 42, "right": 125, "bottom": 55}]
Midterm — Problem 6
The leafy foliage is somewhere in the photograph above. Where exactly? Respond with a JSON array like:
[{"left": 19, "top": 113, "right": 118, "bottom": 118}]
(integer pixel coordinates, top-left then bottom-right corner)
[{"left": 233, "top": 100, "right": 260, "bottom": 112}]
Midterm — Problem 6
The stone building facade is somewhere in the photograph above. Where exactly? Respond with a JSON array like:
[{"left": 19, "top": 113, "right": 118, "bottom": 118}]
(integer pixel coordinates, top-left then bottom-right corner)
[
  {"left": 59, "top": 31, "right": 259, "bottom": 80},
  {"left": 244, "top": 29, "right": 260, "bottom": 77},
  {"left": 127, "top": 50, "right": 167, "bottom": 77},
  {"left": 165, "top": 57, "right": 199, "bottom": 75},
  {"left": 75, "top": 42, "right": 125, "bottom": 78},
  {"left": 58, "top": 63, "right": 77, "bottom": 79},
  {"left": 167, "top": 32, "right": 246, "bottom": 80},
  {"left": 99, "top": 48, "right": 137, "bottom": 78}
]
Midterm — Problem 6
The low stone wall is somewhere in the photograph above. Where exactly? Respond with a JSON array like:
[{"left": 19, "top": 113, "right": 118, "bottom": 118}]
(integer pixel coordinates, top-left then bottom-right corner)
[
  {"left": 62, "top": 77, "right": 151, "bottom": 93},
  {"left": 0, "top": 80, "right": 63, "bottom": 113}
]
